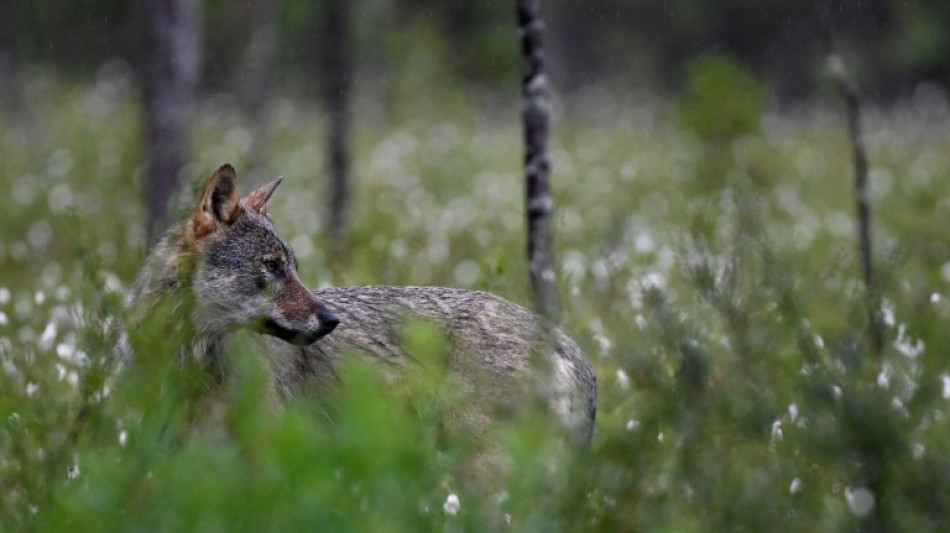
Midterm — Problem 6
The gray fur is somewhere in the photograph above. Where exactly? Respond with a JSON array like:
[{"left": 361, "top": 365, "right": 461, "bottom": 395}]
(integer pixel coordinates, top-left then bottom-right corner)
[
  {"left": 262, "top": 286, "right": 597, "bottom": 443},
  {"left": 128, "top": 165, "right": 597, "bottom": 445}
]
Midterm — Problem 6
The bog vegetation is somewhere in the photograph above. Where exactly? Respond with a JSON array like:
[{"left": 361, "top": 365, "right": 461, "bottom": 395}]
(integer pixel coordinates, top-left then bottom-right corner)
[{"left": 2, "top": 61, "right": 950, "bottom": 530}]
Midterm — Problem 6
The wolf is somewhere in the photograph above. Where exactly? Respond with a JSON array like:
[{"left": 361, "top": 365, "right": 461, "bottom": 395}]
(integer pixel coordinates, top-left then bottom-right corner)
[{"left": 127, "top": 164, "right": 597, "bottom": 447}]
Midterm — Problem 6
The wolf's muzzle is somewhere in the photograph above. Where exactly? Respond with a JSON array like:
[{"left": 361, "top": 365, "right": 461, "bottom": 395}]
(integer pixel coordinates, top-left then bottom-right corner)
[{"left": 263, "top": 309, "right": 339, "bottom": 346}]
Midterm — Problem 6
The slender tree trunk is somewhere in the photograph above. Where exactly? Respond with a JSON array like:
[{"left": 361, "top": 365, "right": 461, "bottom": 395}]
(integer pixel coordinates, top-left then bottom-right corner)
[
  {"left": 239, "top": 0, "right": 281, "bottom": 182},
  {"left": 0, "top": 26, "right": 49, "bottom": 166},
  {"left": 818, "top": 5, "right": 888, "bottom": 531},
  {"left": 816, "top": 1, "right": 882, "bottom": 357},
  {"left": 0, "top": 11, "right": 17, "bottom": 113},
  {"left": 241, "top": 0, "right": 280, "bottom": 110},
  {"left": 517, "top": 0, "right": 559, "bottom": 321},
  {"left": 141, "top": 0, "right": 201, "bottom": 243},
  {"left": 323, "top": 0, "right": 353, "bottom": 255}
]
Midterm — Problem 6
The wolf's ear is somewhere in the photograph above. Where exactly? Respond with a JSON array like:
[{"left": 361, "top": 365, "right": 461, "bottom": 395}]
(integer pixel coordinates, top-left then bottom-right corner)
[
  {"left": 189, "top": 164, "right": 242, "bottom": 241},
  {"left": 241, "top": 176, "right": 283, "bottom": 215}
]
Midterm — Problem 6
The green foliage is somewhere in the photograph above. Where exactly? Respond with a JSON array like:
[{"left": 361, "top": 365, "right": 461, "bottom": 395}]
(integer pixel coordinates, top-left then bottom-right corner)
[
  {"left": 677, "top": 55, "right": 766, "bottom": 145},
  {"left": 4, "top": 71, "right": 950, "bottom": 530},
  {"left": 889, "top": 2, "right": 950, "bottom": 72}
]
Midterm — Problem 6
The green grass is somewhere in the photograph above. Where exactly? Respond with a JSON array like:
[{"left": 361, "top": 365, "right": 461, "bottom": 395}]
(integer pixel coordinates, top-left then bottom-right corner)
[{"left": 2, "top": 67, "right": 950, "bottom": 530}]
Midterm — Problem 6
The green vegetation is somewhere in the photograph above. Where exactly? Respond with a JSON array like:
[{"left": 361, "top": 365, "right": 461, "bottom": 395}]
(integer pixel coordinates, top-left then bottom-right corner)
[{"left": 2, "top": 69, "right": 950, "bottom": 530}]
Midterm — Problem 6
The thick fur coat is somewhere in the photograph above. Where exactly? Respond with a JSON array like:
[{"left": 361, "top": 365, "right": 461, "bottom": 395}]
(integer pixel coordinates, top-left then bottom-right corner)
[{"left": 127, "top": 164, "right": 597, "bottom": 445}]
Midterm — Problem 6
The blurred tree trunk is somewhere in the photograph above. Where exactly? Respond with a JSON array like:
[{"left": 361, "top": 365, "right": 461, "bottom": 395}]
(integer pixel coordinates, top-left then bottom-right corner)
[
  {"left": 0, "top": 6, "right": 48, "bottom": 165},
  {"left": 816, "top": 1, "right": 882, "bottom": 357},
  {"left": 141, "top": 0, "right": 201, "bottom": 243},
  {"left": 239, "top": 0, "right": 281, "bottom": 182},
  {"left": 0, "top": 10, "right": 17, "bottom": 113},
  {"left": 323, "top": 0, "right": 353, "bottom": 256},
  {"left": 517, "top": 0, "right": 559, "bottom": 321}
]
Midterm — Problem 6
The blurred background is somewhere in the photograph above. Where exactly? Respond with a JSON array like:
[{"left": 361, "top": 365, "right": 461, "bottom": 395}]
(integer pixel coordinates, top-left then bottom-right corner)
[
  {"left": 3, "top": 0, "right": 949, "bottom": 100},
  {"left": 2, "top": 0, "right": 948, "bottom": 251},
  {"left": 2, "top": 1, "right": 950, "bottom": 531}
]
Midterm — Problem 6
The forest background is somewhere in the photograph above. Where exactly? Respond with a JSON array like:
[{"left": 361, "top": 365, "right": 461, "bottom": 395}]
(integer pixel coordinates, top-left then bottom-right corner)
[{"left": 1, "top": 0, "right": 950, "bottom": 530}]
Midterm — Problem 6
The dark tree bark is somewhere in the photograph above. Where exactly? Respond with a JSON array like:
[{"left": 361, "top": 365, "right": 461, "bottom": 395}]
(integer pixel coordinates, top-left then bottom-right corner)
[
  {"left": 239, "top": 0, "right": 282, "bottom": 182},
  {"left": 323, "top": 0, "right": 353, "bottom": 255},
  {"left": 240, "top": 0, "right": 280, "bottom": 110},
  {"left": 0, "top": 12, "right": 17, "bottom": 113},
  {"left": 517, "top": 0, "right": 559, "bottom": 321},
  {"left": 816, "top": 1, "right": 882, "bottom": 357},
  {"left": 141, "top": 0, "right": 201, "bottom": 243},
  {"left": 0, "top": 15, "right": 48, "bottom": 165}
]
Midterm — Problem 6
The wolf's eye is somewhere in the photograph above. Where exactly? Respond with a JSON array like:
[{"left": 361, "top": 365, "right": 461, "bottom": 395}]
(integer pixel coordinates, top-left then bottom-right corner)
[{"left": 263, "top": 259, "right": 281, "bottom": 274}]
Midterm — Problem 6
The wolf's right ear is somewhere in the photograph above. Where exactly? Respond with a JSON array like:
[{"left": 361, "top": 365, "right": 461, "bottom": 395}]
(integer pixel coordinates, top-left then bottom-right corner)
[
  {"left": 188, "top": 164, "right": 242, "bottom": 242},
  {"left": 241, "top": 176, "right": 283, "bottom": 215}
]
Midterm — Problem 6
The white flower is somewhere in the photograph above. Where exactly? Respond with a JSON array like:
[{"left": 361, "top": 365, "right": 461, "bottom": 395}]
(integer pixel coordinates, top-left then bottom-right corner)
[
  {"left": 789, "top": 478, "right": 803, "bottom": 494},
  {"left": 616, "top": 369, "right": 630, "bottom": 390},
  {"left": 443, "top": 493, "right": 460, "bottom": 516},
  {"left": 845, "top": 487, "right": 875, "bottom": 517}
]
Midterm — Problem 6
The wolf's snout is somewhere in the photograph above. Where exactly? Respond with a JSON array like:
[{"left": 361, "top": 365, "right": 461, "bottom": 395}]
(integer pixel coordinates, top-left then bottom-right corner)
[{"left": 264, "top": 284, "right": 340, "bottom": 345}]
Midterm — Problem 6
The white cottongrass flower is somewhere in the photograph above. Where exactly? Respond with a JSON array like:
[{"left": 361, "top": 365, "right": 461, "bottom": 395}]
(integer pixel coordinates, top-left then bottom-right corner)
[{"left": 443, "top": 493, "right": 460, "bottom": 516}]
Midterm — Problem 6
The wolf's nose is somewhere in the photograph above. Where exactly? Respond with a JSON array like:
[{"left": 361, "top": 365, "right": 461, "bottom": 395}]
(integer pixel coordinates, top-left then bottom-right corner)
[{"left": 320, "top": 310, "right": 340, "bottom": 335}]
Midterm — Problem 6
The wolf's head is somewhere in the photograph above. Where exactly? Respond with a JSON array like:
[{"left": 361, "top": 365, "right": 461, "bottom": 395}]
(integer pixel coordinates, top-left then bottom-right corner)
[{"left": 181, "top": 164, "right": 339, "bottom": 345}]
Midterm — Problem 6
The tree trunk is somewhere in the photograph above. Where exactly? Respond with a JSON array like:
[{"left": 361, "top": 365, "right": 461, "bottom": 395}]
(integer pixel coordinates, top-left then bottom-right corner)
[
  {"left": 517, "top": 0, "right": 559, "bottom": 321},
  {"left": 141, "top": 0, "right": 201, "bottom": 243},
  {"left": 239, "top": 0, "right": 281, "bottom": 182},
  {"left": 0, "top": 8, "right": 17, "bottom": 113},
  {"left": 323, "top": 0, "right": 353, "bottom": 256},
  {"left": 816, "top": 1, "right": 882, "bottom": 357}
]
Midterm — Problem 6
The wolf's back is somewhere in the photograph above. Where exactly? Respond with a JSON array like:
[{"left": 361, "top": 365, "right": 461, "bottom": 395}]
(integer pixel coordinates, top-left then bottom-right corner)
[{"left": 268, "top": 286, "right": 597, "bottom": 443}]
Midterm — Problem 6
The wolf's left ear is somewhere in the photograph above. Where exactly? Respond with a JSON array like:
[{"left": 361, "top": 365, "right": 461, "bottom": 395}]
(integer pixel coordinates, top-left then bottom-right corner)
[
  {"left": 241, "top": 176, "right": 283, "bottom": 215},
  {"left": 190, "top": 164, "right": 242, "bottom": 241}
]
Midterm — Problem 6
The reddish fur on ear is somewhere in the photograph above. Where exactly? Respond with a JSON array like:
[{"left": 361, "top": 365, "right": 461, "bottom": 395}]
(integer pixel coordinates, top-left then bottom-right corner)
[
  {"left": 188, "top": 164, "right": 242, "bottom": 244},
  {"left": 241, "top": 176, "right": 284, "bottom": 215}
]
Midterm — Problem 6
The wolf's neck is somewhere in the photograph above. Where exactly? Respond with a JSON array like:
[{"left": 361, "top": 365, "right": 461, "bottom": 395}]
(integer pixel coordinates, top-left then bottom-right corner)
[
  {"left": 129, "top": 223, "right": 192, "bottom": 305},
  {"left": 187, "top": 332, "right": 230, "bottom": 381},
  {"left": 123, "top": 223, "right": 219, "bottom": 365}
]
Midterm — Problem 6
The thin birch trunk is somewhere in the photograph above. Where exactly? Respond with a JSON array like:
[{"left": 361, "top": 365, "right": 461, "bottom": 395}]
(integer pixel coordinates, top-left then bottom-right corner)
[
  {"left": 239, "top": 0, "right": 281, "bottom": 182},
  {"left": 518, "top": 0, "right": 559, "bottom": 321}
]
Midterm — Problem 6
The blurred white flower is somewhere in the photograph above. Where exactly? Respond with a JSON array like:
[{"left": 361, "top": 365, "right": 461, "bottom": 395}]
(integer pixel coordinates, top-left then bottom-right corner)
[
  {"left": 443, "top": 493, "right": 460, "bottom": 516},
  {"left": 771, "top": 420, "right": 783, "bottom": 442},
  {"left": 789, "top": 478, "right": 803, "bottom": 494},
  {"left": 844, "top": 487, "right": 875, "bottom": 518},
  {"left": 616, "top": 369, "right": 629, "bottom": 390}
]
